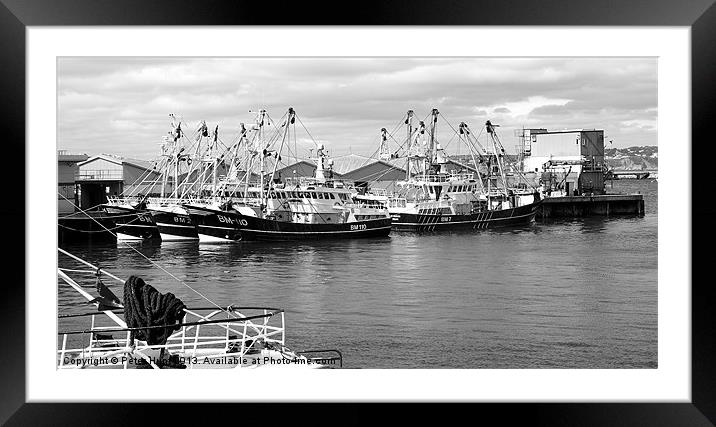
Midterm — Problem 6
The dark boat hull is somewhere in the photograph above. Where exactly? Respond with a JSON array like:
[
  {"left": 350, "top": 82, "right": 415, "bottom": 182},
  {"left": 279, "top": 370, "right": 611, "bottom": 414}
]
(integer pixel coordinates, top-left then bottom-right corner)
[
  {"left": 148, "top": 209, "right": 199, "bottom": 241},
  {"left": 238, "top": 216, "right": 392, "bottom": 241},
  {"left": 101, "top": 205, "right": 161, "bottom": 241},
  {"left": 58, "top": 212, "right": 117, "bottom": 245},
  {"left": 184, "top": 205, "right": 392, "bottom": 241},
  {"left": 391, "top": 200, "right": 542, "bottom": 232},
  {"left": 183, "top": 205, "right": 242, "bottom": 242}
]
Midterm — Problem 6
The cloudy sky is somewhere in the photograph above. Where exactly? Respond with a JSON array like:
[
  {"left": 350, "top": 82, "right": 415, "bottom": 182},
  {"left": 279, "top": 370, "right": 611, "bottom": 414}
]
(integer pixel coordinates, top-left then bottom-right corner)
[{"left": 58, "top": 57, "right": 656, "bottom": 160}]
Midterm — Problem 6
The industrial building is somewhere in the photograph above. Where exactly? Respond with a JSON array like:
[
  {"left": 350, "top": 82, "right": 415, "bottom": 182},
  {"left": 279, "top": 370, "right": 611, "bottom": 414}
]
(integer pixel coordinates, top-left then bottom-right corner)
[
  {"left": 518, "top": 128, "right": 606, "bottom": 195},
  {"left": 73, "top": 154, "right": 163, "bottom": 209},
  {"left": 58, "top": 151, "right": 88, "bottom": 214},
  {"left": 329, "top": 153, "right": 406, "bottom": 192},
  {"left": 265, "top": 157, "right": 318, "bottom": 182}
]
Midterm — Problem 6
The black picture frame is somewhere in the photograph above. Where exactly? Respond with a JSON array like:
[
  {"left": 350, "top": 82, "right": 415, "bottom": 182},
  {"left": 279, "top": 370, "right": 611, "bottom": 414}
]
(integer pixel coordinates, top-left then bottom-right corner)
[{"left": 2, "top": 0, "right": 712, "bottom": 424}]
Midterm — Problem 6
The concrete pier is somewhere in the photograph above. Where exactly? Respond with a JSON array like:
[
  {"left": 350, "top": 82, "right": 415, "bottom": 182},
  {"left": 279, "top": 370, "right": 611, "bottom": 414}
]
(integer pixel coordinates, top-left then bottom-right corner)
[{"left": 538, "top": 194, "right": 645, "bottom": 219}]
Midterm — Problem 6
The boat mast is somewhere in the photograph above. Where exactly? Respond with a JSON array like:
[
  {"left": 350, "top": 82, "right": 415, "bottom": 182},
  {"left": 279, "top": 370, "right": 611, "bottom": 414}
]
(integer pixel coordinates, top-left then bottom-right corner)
[
  {"left": 486, "top": 120, "right": 509, "bottom": 197},
  {"left": 170, "top": 116, "right": 182, "bottom": 199},
  {"left": 405, "top": 109, "right": 413, "bottom": 180},
  {"left": 236, "top": 123, "right": 253, "bottom": 201},
  {"left": 268, "top": 108, "right": 294, "bottom": 189},
  {"left": 429, "top": 108, "right": 439, "bottom": 168},
  {"left": 221, "top": 122, "right": 246, "bottom": 199},
  {"left": 417, "top": 120, "right": 426, "bottom": 179},
  {"left": 196, "top": 123, "right": 203, "bottom": 196},
  {"left": 160, "top": 137, "right": 169, "bottom": 198},
  {"left": 460, "top": 122, "right": 485, "bottom": 193},
  {"left": 174, "top": 150, "right": 179, "bottom": 199},
  {"left": 212, "top": 125, "right": 219, "bottom": 198},
  {"left": 257, "top": 109, "right": 267, "bottom": 209},
  {"left": 379, "top": 128, "right": 389, "bottom": 160},
  {"left": 486, "top": 125, "right": 491, "bottom": 205}
]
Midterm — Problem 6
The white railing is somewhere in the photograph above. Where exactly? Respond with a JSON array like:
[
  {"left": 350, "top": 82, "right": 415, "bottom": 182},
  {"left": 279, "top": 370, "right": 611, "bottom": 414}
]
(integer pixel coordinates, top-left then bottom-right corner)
[
  {"left": 283, "top": 177, "right": 355, "bottom": 189},
  {"left": 58, "top": 307, "right": 287, "bottom": 369},
  {"left": 365, "top": 188, "right": 388, "bottom": 197},
  {"left": 75, "top": 170, "right": 124, "bottom": 181},
  {"left": 146, "top": 196, "right": 207, "bottom": 206},
  {"left": 417, "top": 172, "right": 475, "bottom": 183}
]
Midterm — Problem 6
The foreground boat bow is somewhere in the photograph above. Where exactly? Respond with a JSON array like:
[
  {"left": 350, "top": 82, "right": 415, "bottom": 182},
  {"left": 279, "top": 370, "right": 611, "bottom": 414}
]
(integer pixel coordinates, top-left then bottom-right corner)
[{"left": 57, "top": 248, "right": 341, "bottom": 369}]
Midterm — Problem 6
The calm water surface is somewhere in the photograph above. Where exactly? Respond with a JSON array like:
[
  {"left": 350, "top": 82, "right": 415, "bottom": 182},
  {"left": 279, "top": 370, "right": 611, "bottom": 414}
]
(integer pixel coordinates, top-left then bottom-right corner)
[{"left": 59, "top": 180, "right": 657, "bottom": 368}]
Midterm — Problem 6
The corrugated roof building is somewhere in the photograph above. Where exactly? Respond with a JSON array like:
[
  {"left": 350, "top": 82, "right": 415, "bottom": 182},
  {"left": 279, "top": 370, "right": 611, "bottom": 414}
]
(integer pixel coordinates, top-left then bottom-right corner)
[
  {"left": 74, "top": 154, "right": 165, "bottom": 208},
  {"left": 58, "top": 151, "right": 89, "bottom": 214},
  {"left": 330, "top": 154, "right": 406, "bottom": 192}
]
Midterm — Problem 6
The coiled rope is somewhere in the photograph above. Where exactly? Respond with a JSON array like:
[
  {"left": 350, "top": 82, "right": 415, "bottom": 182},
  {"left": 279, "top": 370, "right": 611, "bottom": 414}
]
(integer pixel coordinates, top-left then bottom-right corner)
[{"left": 123, "top": 275, "right": 186, "bottom": 346}]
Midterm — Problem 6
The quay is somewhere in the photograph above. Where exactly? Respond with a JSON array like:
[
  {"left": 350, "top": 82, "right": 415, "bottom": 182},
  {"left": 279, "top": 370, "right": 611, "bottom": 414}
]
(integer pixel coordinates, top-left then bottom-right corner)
[{"left": 538, "top": 193, "right": 644, "bottom": 219}]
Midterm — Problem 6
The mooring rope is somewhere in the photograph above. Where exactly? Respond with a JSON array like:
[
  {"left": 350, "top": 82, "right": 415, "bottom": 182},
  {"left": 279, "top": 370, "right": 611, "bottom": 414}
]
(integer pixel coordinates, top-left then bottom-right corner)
[{"left": 123, "top": 275, "right": 186, "bottom": 346}]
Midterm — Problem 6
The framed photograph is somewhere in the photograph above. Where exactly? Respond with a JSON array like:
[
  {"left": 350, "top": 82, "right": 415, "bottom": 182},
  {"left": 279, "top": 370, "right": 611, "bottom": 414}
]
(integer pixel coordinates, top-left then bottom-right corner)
[{"left": 4, "top": 0, "right": 712, "bottom": 424}]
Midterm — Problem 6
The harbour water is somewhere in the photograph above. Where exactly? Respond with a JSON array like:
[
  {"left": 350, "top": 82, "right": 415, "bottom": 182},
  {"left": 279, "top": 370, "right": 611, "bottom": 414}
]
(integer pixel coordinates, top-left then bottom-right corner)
[{"left": 58, "top": 179, "right": 657, "bottom": 368}]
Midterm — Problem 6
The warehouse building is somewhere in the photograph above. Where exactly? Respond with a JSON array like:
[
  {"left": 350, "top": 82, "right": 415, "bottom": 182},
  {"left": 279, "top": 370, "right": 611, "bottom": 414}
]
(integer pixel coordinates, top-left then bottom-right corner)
[
  {"left": 58, "top": 151, "right": 88, "bottom": 214},
  {"left": 74, "top": 154, "right": 164, "bottom": 209},
  {"left": 329, "top": 153, "right": 406, "bottom": 193},
  {"left": 520, "top": 129, "right": 606, "bottom": 195},
  {"left": 265, "top": 157, "right": 318, "bottom": 182}
]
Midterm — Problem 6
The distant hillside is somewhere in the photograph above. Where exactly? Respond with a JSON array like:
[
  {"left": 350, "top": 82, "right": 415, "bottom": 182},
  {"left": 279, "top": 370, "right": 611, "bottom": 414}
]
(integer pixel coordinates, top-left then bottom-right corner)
[
  {"left": 450, "top": 146, "right": 657, "bottom": 171},
  {"left": 605, "top": 146, "right": 658, "bottom": 171}
]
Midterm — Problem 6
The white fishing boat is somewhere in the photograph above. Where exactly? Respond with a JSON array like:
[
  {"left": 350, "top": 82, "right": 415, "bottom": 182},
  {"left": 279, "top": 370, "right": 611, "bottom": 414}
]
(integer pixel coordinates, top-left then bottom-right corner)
[
  {"left": 102, "top": 116, "right": 223, "bottom": 242},
  {"left": 57, "top": 248, "right": 342, "bottom": 369},
  {"left": 369, "top": 110, "right": 542, "bottom": 231},
  {"left": 184, "top": 108, "right": 392, "bottom": 242}
]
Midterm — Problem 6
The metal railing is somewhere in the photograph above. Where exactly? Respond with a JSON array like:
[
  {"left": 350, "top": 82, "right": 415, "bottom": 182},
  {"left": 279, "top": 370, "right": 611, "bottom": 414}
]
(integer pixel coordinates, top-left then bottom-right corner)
[
  {"left": 75, "top": 170, "right": 124, "bottom": 181},
  {"left": 283, "top": 177, "right": 356, "bottom": 189},
  {"left": 410, "top": 172, "right": 475, "bottom": 183},
  {"left": 58, "top": 306, "right": 287, "bottom": 369},
  {"left": 146, "top": 196, "right": 206, "bottom": 206},
  {"left": 365, "top": 188, "right": 388, "bottom": 197},
  {"left": 105, "top": 195, "right": 145, "bottom": 206}
]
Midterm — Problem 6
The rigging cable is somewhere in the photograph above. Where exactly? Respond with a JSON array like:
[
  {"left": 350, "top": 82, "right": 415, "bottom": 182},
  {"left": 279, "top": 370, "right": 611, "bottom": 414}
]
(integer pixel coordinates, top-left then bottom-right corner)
[{"left": 58, "top": 192, "right": 238, "bottom": 316}]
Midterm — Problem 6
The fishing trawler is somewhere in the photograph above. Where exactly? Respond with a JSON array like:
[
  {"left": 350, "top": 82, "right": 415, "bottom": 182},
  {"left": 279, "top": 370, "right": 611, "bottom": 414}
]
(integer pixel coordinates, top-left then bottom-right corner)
[
  {"left": 103, "top": 116, "right": 225, "bottom": 241},
  {"left": 99, "top": 138, "right": 170, "bottom": 241},
  {"left": 374, "top": 109, "right": 542, "bottom": 231},
  {"left": 184, "top": 108, "right": 392, "bottom": 242},
  {"left": 58, "top": 247, "right": 342, "bottom": 369},
  {"left": 101, "top": 198, "right": 161, "bottom": 241},
  {"left": 142, "top": 117, "right": 220, "bottom": 241}
]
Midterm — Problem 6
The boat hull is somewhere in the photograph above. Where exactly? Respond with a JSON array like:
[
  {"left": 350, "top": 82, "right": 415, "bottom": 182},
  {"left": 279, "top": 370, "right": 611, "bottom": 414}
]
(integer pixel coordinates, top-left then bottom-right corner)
[
  {"left": 185, "top": 205, "right": 392, "bottom": 241},
  {"left": 58, "top": 212, "right": 117, "bottom": 244},
  {"left": 102, "top": 205, "right": 161, "bottom": 240},
  {"left": 148, "top": 209, "right": 199, "bottom": 241},
  {"left": 183, "top": 205, "right": 242, "bottom": 242},
  {"left": 238, "top": 216, "right": 393, "bottom": 241},
  {"left": 391, "top": 200, "right": 542, "bottom": 232}
]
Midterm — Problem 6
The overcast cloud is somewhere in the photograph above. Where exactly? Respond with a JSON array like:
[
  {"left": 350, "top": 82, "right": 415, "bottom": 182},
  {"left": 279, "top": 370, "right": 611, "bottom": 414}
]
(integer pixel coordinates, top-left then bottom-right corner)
[{"left": 58, "top": 57, "right": 657, "bottom": 160}]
